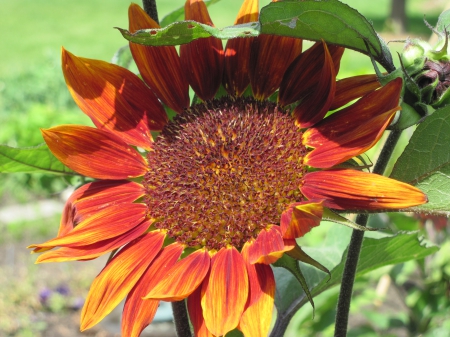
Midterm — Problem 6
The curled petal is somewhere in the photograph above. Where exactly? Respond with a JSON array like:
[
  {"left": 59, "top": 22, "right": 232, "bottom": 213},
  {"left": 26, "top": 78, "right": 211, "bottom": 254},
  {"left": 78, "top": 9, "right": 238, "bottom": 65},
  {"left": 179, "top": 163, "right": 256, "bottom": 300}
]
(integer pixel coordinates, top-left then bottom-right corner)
[
  {"left": 34, "top": 219, "right": 151, "bottom": 263},
  {"left": 144, "top": 248, "right": 210, "bottom": 301},
  {"left": 250, "top": 35, "right": 302, "bottom": 100},
  {"left": 42, "top": 125, "right": 147, "bottom": 179},
  {"left": 80, "top": 231, "right": 165, "bottom": 330},
  {"left": 62, "top": 48, "right": 167, "bottom": 149},
  {"left": 180, "top": 0, "right": 224, "bottom": 100},
  {"left": 301, "top": 169, "right": 428, "bottom": 210},
  {"left": 201, "top": 246, "right": 248, "bottom": 336},
  {"left": 128, "top": 4, "right": 189, "bottom": 113},
  {"left": 122, "top": 243, "right": 184, "bottom": 337},
  {"left": 223, "top": 0, "right": 259, "bottom": 96},
  {"left": 248, "top": 226, "right": 285, "bottom": 264},
  {"left": 330, "top": 74, "right": 381, "bottom": 111},
  {"left": 29, "top": 203, "right": 147, "bottom": 249},
  {"left": 280, "top": 201, "right": 323, "bottom": 239},
  {"left": 239, "top": 243, "right": 275, "bottom": 337}
]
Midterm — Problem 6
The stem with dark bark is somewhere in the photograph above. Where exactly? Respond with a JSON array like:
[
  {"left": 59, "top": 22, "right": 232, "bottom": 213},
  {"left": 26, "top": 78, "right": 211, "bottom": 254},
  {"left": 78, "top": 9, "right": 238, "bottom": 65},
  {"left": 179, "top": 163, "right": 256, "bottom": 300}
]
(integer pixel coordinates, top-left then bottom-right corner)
[
  {"left": 334, "top": 129, "right": 402, "bottom": 337},
  {"left": 172, "top": 300, "right": 192, "bottom": 337},
  {"left": 142, "top": 0, "right": 159, "bottom": 24}
]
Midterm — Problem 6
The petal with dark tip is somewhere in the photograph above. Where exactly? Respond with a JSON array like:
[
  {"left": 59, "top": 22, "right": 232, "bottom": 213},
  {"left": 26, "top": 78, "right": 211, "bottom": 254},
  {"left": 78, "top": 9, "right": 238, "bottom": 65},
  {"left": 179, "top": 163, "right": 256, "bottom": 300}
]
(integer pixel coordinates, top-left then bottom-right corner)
[
  {"left": 249, "top": 35, "right": 302, "bottom": 100},
  {"left": 303, "top": 77, "right": 402, "bottom": 149},
  {"left": 62, "top": 49, "right": 167, "bottom": 149},
  {"left": 29, "top": 203, "right": 147, "bottom": 248},
  {"left": 223, "top": 0, "right": 259, "bottom": 96},
  {"left": 34, "top": 219, "right": 151, "bottom": 263},
  {"left": 280, "top": 41, "right": 336, "bottom": 128},
  {"left": 280, "top": 201, "right": 323, "bottom": 239},
  {"left": 187, "top": 282, "right": 215, "bottom": 337},
  {"left": 248, "top": 226, "right": 285, "bottom": 264},
  {"left": 201, "top": 246, "right": 248, "bottom": 336},
  {"left": 42, "top": 125, "right": 147, "bottom": 179},
  {"left": 301, "top": 169, "right": 428, "bottom": 210},
  {"left": 330, "top": 74, "right": 381, "bottom": 111},
  {"left": 143, "top": 248, "right": 210, "bottom": 301},
  {"left": 128, "top": 4, "right": 189, "bottom": 113},
  {"left": 304, "top": 108, "right": 397, "bottom": 168},
  {"left": 80, "top": 231, "right": 165, "bottom": 330},
  {"left": 239, "top": 243, "right": 275, "bottom": 337},
  {"left": 122, "top": 243, "right": 184, "bottom": 337},
  {"left": 180, "top": 0, "right": 224, "bottom": 101}
]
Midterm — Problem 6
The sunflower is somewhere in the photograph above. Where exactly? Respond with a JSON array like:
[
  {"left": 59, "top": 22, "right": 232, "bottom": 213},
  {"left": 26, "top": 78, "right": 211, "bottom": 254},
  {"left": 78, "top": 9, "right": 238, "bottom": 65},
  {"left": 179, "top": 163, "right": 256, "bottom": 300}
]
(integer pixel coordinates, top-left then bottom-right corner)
[{"left": 30, "top": 0, "right": 427, "bottom": 336}]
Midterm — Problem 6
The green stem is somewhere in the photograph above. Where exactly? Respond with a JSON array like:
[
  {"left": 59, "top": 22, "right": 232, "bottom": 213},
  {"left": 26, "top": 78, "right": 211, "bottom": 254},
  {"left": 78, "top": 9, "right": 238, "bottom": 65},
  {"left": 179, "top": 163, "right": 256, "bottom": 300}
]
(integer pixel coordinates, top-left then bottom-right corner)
[
  {"left": 334, "top": 129, "right": 402, "bottom": 337},
  {"left": 172, "top": 300, "right": 192, "bottom": 337},
  {"left": 142, "top": 0, "right": 159, "bottom": 24}
]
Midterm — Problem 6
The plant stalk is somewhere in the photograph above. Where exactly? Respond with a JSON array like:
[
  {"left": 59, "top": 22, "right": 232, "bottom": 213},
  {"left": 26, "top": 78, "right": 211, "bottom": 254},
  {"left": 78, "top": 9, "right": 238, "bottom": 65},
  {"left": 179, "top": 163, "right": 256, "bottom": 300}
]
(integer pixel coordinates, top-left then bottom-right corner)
[
  {"left": 334, "top": 129, "right": 402, "bottom": 337},
  {"left": 142, "top": 0, "right": 159, "bottom": 24},
  {"left": 172, "top": 300, "right": 193, "bottom": 337}
]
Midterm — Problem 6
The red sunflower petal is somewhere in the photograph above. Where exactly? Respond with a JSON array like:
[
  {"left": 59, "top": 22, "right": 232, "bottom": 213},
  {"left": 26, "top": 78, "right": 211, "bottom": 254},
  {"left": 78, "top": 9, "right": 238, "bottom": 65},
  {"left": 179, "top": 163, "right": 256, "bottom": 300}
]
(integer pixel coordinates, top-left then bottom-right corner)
[
  {"left": 34, "top": 219, "right": 151, "bottom": 263},
  {"left": 223, "top": 0, "right": 259, "bottom": 96},
  {"left": 80, "top": 231, "right": 165, "bottom": 330},
  {"left": 201, "top": 246, "right": 248, "bottom": 336},
  {"left": 29, "top": 203, "right": 147, "bottom": 249},
  {"left": 304, "top": 77, "right": 402, "bottom": 148},
  {"left": 187, "top": 281, "right": 215, "bottom": 337},
  {"left": 248, "top": 225, "right": 285, "bottom": 264},
  {"left": 180, "top": 0, "right": 224, "bottom": 101},
  {"left": 279, "top": 41, "right": 336, "bottom": 128},
  {"left": 239, "top": 243, "right": 275, "bottom": 337},
  {"left": 42, "top": 125, "right": 147, "bottom": 179},
  {"left": 143, "top": 248, "right": 210, "bottom": 301},
  {"left": 249, "top": 34, "right": 302, "bottom": 100},
  {"left": 62, "top": 48, "right": 167, "bottom": 149},
  {"left": 128, "top": 4, "right": 189, "bottom": 113},
  {"left": 330, "top": 74, "right": 381, "bottom": 111},
  {"left": 280, "top": 201, "right": 323, "bottom": 239},
  {"left": 304, "top": 108, "right": 397, "bottom": 168},
  {"left": 301, "top": 169, "right": 428, "bottom": 210},
  {"left": 122, "top": 243, "right": 184, "bottom": 337}
]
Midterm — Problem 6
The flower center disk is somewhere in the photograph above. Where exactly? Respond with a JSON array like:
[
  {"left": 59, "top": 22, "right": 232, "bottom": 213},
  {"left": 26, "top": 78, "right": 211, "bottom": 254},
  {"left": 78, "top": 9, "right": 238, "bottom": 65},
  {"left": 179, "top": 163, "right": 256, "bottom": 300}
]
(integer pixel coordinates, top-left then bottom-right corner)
[{"left": 144, "top": 97, "right": 307, "bottom": 251}]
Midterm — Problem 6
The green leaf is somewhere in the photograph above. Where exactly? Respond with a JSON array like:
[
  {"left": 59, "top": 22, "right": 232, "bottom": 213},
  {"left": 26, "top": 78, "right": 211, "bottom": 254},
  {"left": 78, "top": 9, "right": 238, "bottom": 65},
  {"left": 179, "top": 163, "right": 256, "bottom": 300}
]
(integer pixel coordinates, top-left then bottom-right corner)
[
  {"left": 390, "top": 105, "right": 450, "bottom": 215},
  {"left": 273, "top": 224, "right": 438, "bottom": 329},
  {"left": 116, "top": 21, "right": 260, "bottom": 47},
  {"left": 323, "top": 208, "right": 378, "bottom": 231},
  {"left": 111, "top": 45, "right": 133, "bottom": 69},
  {"left": 160, "top": 0, "right": 222, "bottom": 27},
  {"left": 0, "top": 143, "right": 75, "bottom": 175},
  {"left": 435, "top": 9, "right": 450, "bottom": 36},
  {"left": 258, "top": 0, "right": 393, "bottom": 71}
]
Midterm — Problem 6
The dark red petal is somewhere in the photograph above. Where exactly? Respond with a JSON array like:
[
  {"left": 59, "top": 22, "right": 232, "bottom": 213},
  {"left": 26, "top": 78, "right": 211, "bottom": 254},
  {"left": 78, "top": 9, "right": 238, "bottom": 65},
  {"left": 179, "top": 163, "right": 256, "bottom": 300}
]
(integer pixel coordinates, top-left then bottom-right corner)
[
  {"left": 330, "top": 74, "right": 381, "bottom": 111},
  {"left": 223, "top": 0, "right": 258, "bottom": 96},
  {"left": 128, "top": 4, "right": 189, "bottom": 113},
  {"left": 42, "top": 125, "right": 147, "bottom": 179},
  {"left": 249, "top": 35, "right": 302, "bottom": 100},
  {"left": 279, "top": 41, "right": 336, "bottom": 128},
  {"left": 187, "top": 283, "right": 215, "bottom": 337},
  {"left": 62, "top": 48, "right": 167, "bottom": 149},
  {"left": 201, "top": 247, "right": 248, "bottom": 336},
  {"left": 180, "top": 0, "right": 224, "bottom": 100},
  {"left": 248, "top": 226, "right": 285, "bottom": 264},
  {"left": 239, "top": 243, "right": 275, "bottom": 337},
  {"left": 30, "top": 203, "right": 147, "bottom": 248},
  {"left": 34, "top": 219, "right": 151, "bottom": 262},
  {"left": 80, "top": 231, "right": 165, "bottom": 330},
  {"left": 280, "top": 201, "right": 323, "bottom": 239},
  {"left": 301, "top": 169, "right": 428, "bottom": 210},
  {"left": 122, "top": 243, "right": 183, "bottom": 337},
  {"left": 144, "top": 248, "right": 210, "bottom": 301}
]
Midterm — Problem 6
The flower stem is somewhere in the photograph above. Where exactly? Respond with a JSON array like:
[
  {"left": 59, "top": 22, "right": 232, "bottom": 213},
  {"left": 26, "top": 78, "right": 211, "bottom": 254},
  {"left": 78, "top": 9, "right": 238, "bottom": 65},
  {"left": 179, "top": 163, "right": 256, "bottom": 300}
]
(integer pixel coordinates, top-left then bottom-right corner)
[
  {"left": 142, "top": 0, "right": 159, "bottom": 24},
  {"left": 334, "top": 129, "right": 402, "bottom": 337},
  {"left": 172, "top": 300, "right": 192, "bottom": 337}
]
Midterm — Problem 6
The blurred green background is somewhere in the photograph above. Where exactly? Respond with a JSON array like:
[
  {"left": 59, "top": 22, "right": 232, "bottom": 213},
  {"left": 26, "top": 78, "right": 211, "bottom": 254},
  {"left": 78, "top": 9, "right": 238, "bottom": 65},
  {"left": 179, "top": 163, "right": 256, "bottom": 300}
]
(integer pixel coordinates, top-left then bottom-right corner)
[{"left": 0, "top": 1, "right": 449, "bottom": 336}]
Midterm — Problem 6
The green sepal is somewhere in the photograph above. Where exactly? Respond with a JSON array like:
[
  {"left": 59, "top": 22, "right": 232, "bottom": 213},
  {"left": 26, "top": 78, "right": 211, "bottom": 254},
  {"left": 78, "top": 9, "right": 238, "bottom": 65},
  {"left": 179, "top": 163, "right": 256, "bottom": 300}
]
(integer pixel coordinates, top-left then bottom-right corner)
[
  {"left": 273, "top": 254, "right": 315, "bottom": 314},
  {"left": 322, "top": 208, "right": 379, "bottom": 231},
  {"left": 391, "top": 102, "right": 422, "bottom": 130}
]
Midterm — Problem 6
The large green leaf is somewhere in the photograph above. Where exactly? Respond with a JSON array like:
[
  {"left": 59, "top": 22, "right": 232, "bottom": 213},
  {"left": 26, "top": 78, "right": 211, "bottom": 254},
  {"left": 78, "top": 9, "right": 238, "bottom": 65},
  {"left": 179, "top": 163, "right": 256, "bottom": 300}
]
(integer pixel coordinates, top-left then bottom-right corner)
[
  {"left": 273, "top": 224, "right": 438, "bottom": 330},
  {"left": 0, "top": 143, "right": 75, "bottom": 175},
  {"left": 118, "top": 1, "right": 394, "bottom": 71},
  {"left": 390, "top": 105, "right": 450, "bottom": 215}
]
